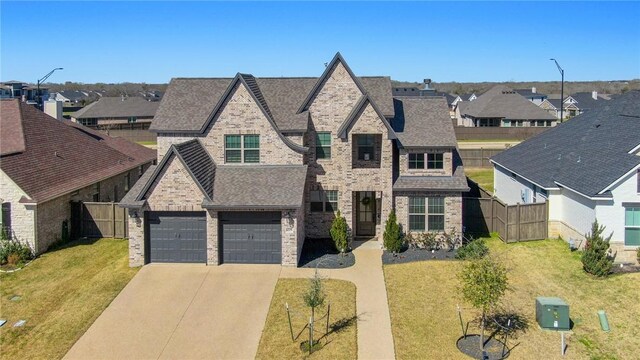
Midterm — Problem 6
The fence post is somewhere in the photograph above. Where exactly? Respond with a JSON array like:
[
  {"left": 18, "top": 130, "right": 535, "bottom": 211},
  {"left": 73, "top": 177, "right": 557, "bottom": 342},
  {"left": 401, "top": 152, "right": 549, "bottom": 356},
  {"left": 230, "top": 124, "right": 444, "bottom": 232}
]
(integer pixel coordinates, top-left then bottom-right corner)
[
  {"left": 112, "top": 202, "right": 117, "bottom": 238},
  {"left": 545, "top": 200, "right": 549, "bottom": 239},
  {"left": 489, "top": 198, "right": 494, "bottom": 233},
  {"left": 504, "top": 203, "right": 509, "bottom": 243},
  {"left": 516, "top": 203, "right": 521, "bottom": 242}
]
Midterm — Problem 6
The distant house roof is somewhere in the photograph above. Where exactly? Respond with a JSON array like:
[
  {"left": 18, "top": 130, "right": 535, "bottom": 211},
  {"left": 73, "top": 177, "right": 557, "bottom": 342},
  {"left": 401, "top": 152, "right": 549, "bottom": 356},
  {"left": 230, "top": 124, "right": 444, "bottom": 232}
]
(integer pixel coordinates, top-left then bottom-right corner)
[
  {"left": 459, "top": 85, "right": 556, "bottom": 120},
  {"left": 514, "top": 88, "right": 547, "bottom": 98},
  {"left": 0, "top": 99, "right": 156, "bottom": 203},
  {"left": 72, "top": 96, "right": 160, "bottom": 119},
  {"left": 569, "top": 92, "right": 610, "bottom": 111},
  {"left": 151, "top": 76, "right": 393, "bottom": 133},
  {"left": 392, "top": 97, "right": 457, "bottom": 148},
  {"left": 392, "top": 87, "right": 457, "bottom": 106},
  {"left": 491, "top": 90, "right": 640, "bottom": 197},
  {"left": 57, "top": 90, "right": 90, "bottom": 102}
]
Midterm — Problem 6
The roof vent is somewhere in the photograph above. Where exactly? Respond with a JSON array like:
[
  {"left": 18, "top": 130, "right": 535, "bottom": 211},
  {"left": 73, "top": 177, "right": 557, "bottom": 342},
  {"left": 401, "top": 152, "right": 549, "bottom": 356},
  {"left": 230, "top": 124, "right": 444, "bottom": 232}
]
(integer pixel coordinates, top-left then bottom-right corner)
[
  {"left": 595, "top": 123, "right": 601, "bottom": 128},
  {"left": 577, "top": 156, "right": 581, "bottom": 163},
  {"left": 557, "top": 154, "right": 562, "bottom": 160}
]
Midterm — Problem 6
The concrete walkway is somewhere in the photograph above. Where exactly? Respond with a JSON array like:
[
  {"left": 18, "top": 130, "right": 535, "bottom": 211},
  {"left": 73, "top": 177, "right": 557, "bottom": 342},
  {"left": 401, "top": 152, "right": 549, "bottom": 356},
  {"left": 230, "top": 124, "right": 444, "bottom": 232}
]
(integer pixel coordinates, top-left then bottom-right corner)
[
  {"left": 65, "top": 264, "right": 280, "bottom": 360},
  {"left": 281, "top": 239, "right": 396, "bottom": 360}
]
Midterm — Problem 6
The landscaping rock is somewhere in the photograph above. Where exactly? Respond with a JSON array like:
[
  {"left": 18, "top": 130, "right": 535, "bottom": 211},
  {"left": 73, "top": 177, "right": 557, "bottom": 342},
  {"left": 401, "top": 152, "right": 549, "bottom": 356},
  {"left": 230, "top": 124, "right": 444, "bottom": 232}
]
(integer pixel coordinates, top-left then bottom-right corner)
[
  {"left": 456, "top": 334, "right": 509, "bottom": 360},
  {"left": 299, "top": 238, "right": 355, "bottom": 269}
]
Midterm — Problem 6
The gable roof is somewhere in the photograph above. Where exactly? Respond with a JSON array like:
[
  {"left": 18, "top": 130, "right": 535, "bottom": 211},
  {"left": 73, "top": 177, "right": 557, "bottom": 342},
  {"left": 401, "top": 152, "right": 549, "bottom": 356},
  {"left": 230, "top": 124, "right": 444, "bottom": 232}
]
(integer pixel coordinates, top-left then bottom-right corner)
[
  {"left": 392, "top": 97, "right": 457, "bottom": 148},
  {"left": 297, "top": 52, "right": 369, "bottom": 114},
  {"left": 0, "top": 99, "right": 156, "bottom": 203},
  {"left": 197, "top": 73, "right": 308, "bottom": 154},
  {"left": 72, "top": 96, "right": 160, "bottom": 119},
  {"left": 56, "top": 90, "right": 90, "bottom": 102},
  {"left": 569, "top": 92, "right": 609, "bottom": 111},
  {"left": 136, "top": 139, "right": 214, "bottom": 202},
  {"left": 460, "top": 85, "right": 556, "bottom": 120},
  {"left": 150, "top": 75, "right": 393, "bottom": 133},
  {"left": 491, "top": 90, "right": 640, "bottom": 197},
  {"left": 337, "top": 95, "right": 397, "bottom": 139},
  {"left": 514, "top": 88, "right": 547, "bottom": 98}
]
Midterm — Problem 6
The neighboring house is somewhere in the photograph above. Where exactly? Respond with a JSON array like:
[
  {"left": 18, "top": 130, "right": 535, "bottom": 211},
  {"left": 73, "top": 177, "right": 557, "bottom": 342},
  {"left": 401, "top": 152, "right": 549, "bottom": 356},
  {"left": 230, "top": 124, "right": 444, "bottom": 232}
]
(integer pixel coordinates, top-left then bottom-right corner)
[
  {"left": 0, "top": 80, "right": 48, "bottom": 104},
  {"left": 491, "top": 91, "right": 640, "bottom": 264},
  {"left": 53, "top": 90, "right": 92, "bottom": 104},
  {"left": 139, "top": 90, "right": 164, "bottom": 101},
  {"left": 392, "top": 85, "right": 457, "bottom": 116},
  {"left": 515, "top": 87, "right": 547, "bottom": 105},
  {"left": 71, "top": 96, "right": 160, "bottom": 131},
  {"left": 539, "top": 91, "right": 612, "bottom": 120},
  {"left": 0, "top": 99, "right": 156, "bottom": 254},
  {"left": 120, "top": 53, "right": 468, "bottom": 267},
  {"left": 456, "top": 85, "right": 557, "bottom": 127}
]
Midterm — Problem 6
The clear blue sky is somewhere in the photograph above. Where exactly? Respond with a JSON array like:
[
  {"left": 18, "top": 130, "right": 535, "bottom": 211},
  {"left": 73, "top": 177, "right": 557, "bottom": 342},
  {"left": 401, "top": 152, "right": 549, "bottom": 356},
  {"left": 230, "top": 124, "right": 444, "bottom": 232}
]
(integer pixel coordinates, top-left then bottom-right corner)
[{"left": 2, "top": 1, "right": 639, "bottom": 84}]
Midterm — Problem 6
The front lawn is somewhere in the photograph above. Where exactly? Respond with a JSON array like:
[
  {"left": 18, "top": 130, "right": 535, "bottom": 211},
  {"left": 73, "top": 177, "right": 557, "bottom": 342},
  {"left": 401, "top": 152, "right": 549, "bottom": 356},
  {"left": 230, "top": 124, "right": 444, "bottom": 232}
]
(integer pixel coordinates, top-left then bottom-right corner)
[
  {"left": 384, "top": 238, "right": 640, "bottom": 360},
  {"left": 256, "top": 278, "right": 357, "bottom": 359},
  {"left": 465, "top": 167, "right": 494, "bottom": 192},
  {"left": 0, "top": 238, "right": 138, "bottom": 360}
]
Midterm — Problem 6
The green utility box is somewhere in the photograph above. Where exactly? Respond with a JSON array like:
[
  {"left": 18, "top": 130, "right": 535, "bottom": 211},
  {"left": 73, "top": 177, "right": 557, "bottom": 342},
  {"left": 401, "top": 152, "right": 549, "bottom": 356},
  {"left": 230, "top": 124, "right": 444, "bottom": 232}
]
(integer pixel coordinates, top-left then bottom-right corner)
[{"left": 536, "top": 297, "right": 570, "bottom": 330}]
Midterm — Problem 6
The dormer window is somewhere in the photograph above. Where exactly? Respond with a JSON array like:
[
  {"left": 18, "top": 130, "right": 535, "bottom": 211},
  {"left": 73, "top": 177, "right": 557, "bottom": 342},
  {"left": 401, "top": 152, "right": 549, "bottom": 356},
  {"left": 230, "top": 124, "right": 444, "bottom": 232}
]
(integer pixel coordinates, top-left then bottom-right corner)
[
  {"left": 427, "top": 153, "right": 444, "bottom": 169},
  {"left": 409, "top": 153, "right": 425, "bottom": 169}
]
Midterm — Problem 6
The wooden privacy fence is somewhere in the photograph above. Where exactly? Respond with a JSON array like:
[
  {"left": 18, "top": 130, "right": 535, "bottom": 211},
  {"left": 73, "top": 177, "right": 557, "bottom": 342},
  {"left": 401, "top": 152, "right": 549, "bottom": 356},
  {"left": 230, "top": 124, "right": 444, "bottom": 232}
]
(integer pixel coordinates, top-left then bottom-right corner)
[
  {"left": 458, "top": 148, "right": 505, "bottom": 168},
  {"left": 463, "top": 187, "right": 548, "bottom": 242},
  {"left": 71, "top": 202, "right": 128, "bottom": 239}
]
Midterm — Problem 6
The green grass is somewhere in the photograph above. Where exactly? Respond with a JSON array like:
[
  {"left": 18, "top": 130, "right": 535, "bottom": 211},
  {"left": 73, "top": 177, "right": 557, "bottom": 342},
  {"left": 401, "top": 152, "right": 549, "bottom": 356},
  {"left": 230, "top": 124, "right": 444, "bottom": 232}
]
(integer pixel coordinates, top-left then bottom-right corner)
[
  {"left": 256, "top": 278, "right": 357, "bottom": 360},
  {"left": 465, "top": 168, "right": 494, "bottom": 192},
  {"left": 0, "top": 238, "right": 138, "bottom": 360},
  {"left": 384, "top": 238, "right": 640, "bottom": 360},
  {"left": 136, "top": 141, "right": 157, "bottom": 146}
]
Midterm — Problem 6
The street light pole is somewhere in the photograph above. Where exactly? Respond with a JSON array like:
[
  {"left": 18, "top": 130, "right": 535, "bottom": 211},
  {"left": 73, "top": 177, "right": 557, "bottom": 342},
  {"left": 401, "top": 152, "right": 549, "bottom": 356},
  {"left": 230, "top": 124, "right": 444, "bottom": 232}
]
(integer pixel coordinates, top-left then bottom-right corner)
[
  {"left": 550, "top": 59, "right": 564, "bottom": 122},
  {"left": 36, "top": 67, "right": 63, "bottom": 109}
]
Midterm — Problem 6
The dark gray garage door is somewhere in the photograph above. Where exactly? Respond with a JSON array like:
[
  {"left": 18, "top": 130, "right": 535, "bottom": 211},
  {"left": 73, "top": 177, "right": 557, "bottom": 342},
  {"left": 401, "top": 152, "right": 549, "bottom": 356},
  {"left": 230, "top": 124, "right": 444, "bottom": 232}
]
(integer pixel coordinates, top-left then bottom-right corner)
[
  {"left": 220, "top": 212, "right": 281, "bottom": 264},
  {"left": 146, "top": 211, "right": 207, "bottom": 263}
]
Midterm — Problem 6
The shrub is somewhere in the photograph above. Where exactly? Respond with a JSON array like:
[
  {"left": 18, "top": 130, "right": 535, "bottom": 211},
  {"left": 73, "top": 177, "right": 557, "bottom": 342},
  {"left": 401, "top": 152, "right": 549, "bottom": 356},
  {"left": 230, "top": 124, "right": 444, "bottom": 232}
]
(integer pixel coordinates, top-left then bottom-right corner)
[
  {"left": 636, "top": 247, "right": 640, "bottom": 264},
  {"left": 330, "top": 210, "right": 349, "bottom": 254},
  {"left": 0, "top": 237, "right": 33, "bottom": 265},
  {"left": 581, "top": 220, "right": 614, "bottom": 277},
  {"left": 456, "top": 237, "right": 489, "bottom": 260},
  {"left": 383, "top": 210, "right": 403, "bottom": 253},
  {"left": 419, "top": 232, "right": 438, "bottom": 250},
  {"left": 441, "top": 228, "right": 462, "bottom": 250}
]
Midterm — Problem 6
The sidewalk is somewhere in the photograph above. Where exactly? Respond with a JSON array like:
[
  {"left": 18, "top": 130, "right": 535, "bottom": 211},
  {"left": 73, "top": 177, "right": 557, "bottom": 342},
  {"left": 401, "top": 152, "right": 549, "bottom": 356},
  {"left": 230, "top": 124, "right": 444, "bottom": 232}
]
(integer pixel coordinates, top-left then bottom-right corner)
[{"left": 280, "top": 239, "right": 396, "bottom": 360}]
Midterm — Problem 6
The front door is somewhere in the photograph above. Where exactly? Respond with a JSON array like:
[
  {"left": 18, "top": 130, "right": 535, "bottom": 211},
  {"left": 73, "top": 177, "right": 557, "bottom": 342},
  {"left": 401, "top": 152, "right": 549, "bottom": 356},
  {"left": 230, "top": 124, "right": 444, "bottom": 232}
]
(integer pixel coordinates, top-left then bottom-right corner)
[{"left": 356, "top": 191, "right": 376, "bottom": 236}]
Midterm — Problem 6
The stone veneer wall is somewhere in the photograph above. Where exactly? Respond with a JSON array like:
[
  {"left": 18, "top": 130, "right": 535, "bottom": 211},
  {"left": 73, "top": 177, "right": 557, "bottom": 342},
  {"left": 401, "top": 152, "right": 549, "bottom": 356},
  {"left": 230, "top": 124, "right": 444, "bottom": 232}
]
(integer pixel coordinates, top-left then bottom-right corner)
[
  {"left": 394, "top": 192, "right": 463, "bottom": 235},
  {"left": 2, "top": 164, "right": 150, "bottom": 255},
  {"left": 398, "top": 148, "right": 453, "bottom": 177},
  {"left": 305, "top": 62, "right": 393, "bottom": 240}
]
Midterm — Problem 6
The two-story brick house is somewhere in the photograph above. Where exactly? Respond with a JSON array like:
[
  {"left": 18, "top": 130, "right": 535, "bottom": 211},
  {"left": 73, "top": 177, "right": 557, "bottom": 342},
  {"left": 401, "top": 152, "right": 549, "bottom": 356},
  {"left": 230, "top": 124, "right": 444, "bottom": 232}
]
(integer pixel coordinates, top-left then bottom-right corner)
[{"left": 120, "top": 53, "right": 468, "bottom": 267}]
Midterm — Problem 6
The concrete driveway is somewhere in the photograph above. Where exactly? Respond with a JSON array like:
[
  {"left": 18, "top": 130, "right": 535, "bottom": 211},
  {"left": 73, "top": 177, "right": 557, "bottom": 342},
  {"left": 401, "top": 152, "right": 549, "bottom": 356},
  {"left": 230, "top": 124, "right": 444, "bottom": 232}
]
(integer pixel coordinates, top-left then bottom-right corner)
[{"left": 65, "top": 264, "right": 281, "bottom": 360}]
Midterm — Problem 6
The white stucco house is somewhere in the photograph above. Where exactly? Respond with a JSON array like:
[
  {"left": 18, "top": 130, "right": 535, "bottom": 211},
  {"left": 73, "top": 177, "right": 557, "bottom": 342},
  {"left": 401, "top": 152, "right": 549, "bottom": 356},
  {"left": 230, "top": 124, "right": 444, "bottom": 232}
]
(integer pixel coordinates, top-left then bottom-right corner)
[{"left": 491, "top": 91, "right": 640, "bottom": 264}]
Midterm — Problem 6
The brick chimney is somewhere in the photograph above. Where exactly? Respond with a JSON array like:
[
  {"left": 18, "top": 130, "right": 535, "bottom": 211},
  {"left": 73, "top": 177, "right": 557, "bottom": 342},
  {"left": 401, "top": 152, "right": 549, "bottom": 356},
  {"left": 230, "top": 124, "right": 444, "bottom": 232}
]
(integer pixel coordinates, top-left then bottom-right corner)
[{"left": 532, "top": 87, "right": 537, "bottom": 94}]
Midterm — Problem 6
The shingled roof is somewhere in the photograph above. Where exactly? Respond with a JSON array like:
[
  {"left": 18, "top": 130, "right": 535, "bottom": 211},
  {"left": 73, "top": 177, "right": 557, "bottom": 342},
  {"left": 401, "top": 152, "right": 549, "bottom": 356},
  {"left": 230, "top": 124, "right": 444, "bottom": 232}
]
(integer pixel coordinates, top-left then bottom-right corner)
[
  {"left": 491, "top": 90, "right": 640, "bottom": 197},
  {"left": 0, "top": 99, "right": 156, "bottom": 203},
  {"left": 460, "top": 85, "right": 556, "bottom": 120},
  {"left": 150, "top": 56, "right": 394, "bottom": 134},
  {"left": 72, "top": 96, "right": 160, "bottom": 119},
  {"left": 393, "top": 165, "right": 469, "bottom": 192},
  {"left": 392, "top": 97, "right": 457, "bottom": 148}
]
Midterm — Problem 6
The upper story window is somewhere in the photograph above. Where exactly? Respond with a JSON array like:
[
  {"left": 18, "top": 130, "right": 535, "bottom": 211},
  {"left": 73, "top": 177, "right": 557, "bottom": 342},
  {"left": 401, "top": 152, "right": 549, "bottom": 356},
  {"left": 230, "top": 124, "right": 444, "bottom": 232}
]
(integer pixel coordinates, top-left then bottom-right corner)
[
  {"left": 409, "top": 153, "right": 425, "bottom": 169},
  {"left": 225, "top": 135, "right": 260, "bottom": 163},
  {"left": 427, "top": 153, "right": 444, "bottom": 169},
  {"left": 315, "top": 132, "right": 331, "bottom": 160},
  {"left": 625, "top": 206, "right": 640, "bottom": 246},
  {"left": 128, "top": 116, "right": 137, "bottom": 123},
  {"left": 310, "top": 190, "right": 338, "bottom": 212},
  {"left": 80, "top": 118, "right": 97, "bottom": 126},
  {"left": 357, "top": 134, "right": 375, "bottom": 161}
]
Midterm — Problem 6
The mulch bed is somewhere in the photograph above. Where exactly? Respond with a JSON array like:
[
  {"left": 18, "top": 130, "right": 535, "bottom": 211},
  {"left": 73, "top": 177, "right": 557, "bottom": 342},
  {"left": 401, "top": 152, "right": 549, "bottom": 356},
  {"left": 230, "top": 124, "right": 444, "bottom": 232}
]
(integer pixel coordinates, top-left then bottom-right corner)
[
  {"left": 382, "top": 247, "right": 458, "bottom": 265},
  {"left": 611, "top": 263, "right": 640, "bottom": 274},
  {"left": 298, "top": 238, "right": 355, "bottom": 269},
  {"left": 456, "top": 334, "right": 509, "bottom": 360}
]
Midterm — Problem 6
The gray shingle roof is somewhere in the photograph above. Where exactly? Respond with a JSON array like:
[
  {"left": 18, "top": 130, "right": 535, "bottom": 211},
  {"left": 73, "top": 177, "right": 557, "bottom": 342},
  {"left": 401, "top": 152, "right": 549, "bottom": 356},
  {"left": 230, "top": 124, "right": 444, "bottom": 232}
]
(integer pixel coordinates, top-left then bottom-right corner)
[
  {"left": 203, "top": 165, "right": 307, "bottom": 209},
  {"left": 174, "top": 140, "right": 215, "bottom": 198},
  {"left": 337, "top": 95, "right": 396, "bottom": 140},
  {"left": 150, "top": 74, "right": 393, "bottom": 133},
  {"left": 569, "top": 92, "right": 610, "bottom": 111},
  {"left": 392, "top": 97, "right": 457, "bottom": 148},
  {"left": 394, "top": 165, "right": 469, "bottom": 192},
  {"left": 72, "top": 96, "right": 159, "bottom": 119},
  {"left": 491, "top": 90, "right": 640, "bottom": 197},
  {"left": 514, "top": 89, "right": 547, "bottom": 98},
  {"left": 460, "top": 85, "right": 556, "bottom": 120}
]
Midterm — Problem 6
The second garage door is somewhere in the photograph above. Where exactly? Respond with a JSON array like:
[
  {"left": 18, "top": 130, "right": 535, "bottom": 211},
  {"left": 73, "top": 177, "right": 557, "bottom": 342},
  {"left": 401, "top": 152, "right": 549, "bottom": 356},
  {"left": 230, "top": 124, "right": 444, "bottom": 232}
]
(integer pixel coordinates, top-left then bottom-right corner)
[{"left": 220, "top": 212, "right": 282, "bottom": 264}]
